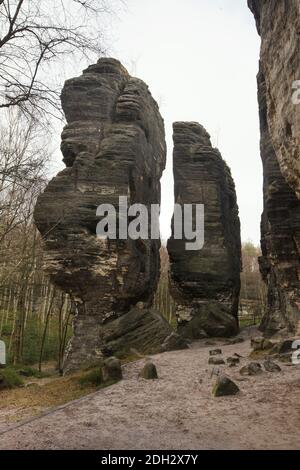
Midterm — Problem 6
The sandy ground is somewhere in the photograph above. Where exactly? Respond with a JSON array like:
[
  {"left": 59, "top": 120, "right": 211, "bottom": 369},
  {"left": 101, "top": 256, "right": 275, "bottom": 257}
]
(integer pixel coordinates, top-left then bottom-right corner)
[{"left": 0, "top": 329, "right": 300, "bottom": 450}]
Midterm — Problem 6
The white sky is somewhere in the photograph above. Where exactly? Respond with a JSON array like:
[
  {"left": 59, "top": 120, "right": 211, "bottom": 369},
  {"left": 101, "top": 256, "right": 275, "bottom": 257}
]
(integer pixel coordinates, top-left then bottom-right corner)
[
  {"left": 111, "top": 0, "right": 262, "bottom": 244},
  {"left": 52, "top": 0, "right": 262, "bottom": 245}
]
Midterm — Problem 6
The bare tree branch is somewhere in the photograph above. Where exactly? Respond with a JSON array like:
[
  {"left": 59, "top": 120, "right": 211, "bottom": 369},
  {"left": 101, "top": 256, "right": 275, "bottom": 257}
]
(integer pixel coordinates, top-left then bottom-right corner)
[{"left": 0, "top": 0, "right": 122, "bottom": 118}]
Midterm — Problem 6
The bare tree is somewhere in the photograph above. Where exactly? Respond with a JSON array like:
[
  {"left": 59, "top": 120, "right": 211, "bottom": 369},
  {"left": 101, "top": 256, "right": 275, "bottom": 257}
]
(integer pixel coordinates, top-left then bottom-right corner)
[
  {"left": 0, "top": 109, "right": 71, "bottom": 365},
  {"left": 154, "top": 246, "right": 177, "bottom": 326},
  {"left": 0, "top": 0, "right": 122, "bottom": 118},
  {"left": 0, "top": 109, "right": 48, "bottom": 246},
  {"left": 239, "top": 241, "right": 267, "bottom": 325},
  {"left": 0, "top": 0, "right": 124, "bottom": 367}
]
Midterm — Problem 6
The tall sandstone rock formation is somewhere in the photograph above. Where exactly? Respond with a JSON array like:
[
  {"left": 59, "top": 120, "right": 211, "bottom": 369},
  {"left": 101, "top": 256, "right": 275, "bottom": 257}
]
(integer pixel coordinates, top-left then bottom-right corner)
[
  {"left": 34, "top": 58, "right": 185, "bottom": 372},
  {"left": 167, "top": 122, "right": 241, "bottom": 339},
  {"left": 249, "top": 1, "right": 300, "bottom": 336}
]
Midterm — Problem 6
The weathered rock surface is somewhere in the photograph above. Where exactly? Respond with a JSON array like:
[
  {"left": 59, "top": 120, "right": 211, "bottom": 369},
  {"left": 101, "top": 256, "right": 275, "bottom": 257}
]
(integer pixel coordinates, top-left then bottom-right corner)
[
  {"left": 263, "top": 360, "right": 281, "bottom": 373},
  {"left": 34, "top": 58, "right": 185, "bottom": 372},
  {"left": 98, "top": 306, "right": 187, "bottom": 357},
  {"left": 240, "top": 362, "right": 262, "bottom": 377},
  {"left": 227, "top": 356, "right": 240, "bottom": 366},
  {"left": 209, "top": 349, "right": 222, "bottom": 356},
  {"left": 251, "top": 337, "right": 273, "bottom": 352},
  {"left": 167, "top": 122, "right": 241, "bottom": 339},
  {"left": 248, "top": 0, "right": 300, "bottom": 196},
  {"left": 277, "top": 340, "right": 294, "bottom": 355},
  {"left": 249, "top": 1, "right": 300, "bottom": 337},
  {"left": 161, "top": 332, "right": 189, "bottom": 352},
  {"left": 208, "top": 357, "right": 225, "bottom": 366},
  {"left": 102, "top": 357, "right": 123, "bottom": 382},
  {"left": 139, "top": 361, "right": 158, "bottom": 380},
  {"left": 212, "top": 376, "right": 240, "bottom": 397}
]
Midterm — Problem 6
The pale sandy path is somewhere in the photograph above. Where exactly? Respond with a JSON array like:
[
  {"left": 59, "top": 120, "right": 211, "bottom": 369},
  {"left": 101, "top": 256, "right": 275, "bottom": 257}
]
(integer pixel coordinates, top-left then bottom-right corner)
[{"left": 1, "top": 331, "right": 300, "bottom": 450}]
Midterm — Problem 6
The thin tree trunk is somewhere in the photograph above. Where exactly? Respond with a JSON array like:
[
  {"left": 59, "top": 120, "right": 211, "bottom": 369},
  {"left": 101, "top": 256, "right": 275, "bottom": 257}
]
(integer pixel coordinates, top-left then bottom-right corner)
[{"left": 38, "top": 287, "right": 56, "bottom": 373}]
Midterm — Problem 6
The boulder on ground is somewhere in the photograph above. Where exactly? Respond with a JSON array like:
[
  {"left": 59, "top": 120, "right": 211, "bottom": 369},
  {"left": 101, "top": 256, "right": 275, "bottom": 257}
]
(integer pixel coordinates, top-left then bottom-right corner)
[
  {"left": 209, "top": 357, "right": 225, "bottom": 365},
  {"left": 209, "top": 349, "right": 222, "bottom": 356},
  {"left": 139, "top": 362, "right": 158, "bottom": 380},
  {"left": 240, "top": 362, "right": 262, "bottom": 376},
  {"left": 161, "top": 332, "right": 189, "bottom": 352},
  {"left": 251, "top": 337, "right": 273, "bottom": 351},
  {"left": 102, "top": 357, "right": 123, "bottom": 382},
  {"left": 227, "top": 357, "right": 240, "bottom": 366},
  {"left": 212, "top": 376, "right": 240, "bottom": 397},
  {"left": 263, "top": 360, "right": 281, "bottom": 373},
  {"left": 277, "top": 340, "right": 294, "bottom": 354}
]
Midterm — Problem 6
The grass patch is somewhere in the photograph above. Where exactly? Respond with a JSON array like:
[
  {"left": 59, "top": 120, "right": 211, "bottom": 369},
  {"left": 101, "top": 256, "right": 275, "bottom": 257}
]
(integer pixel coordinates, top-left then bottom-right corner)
[
  {"left": 0, "top": 367, "right": 120, "bottom": 425},
  {"left": 0, "top": 367, "right": 24, "bottom": 390},
  {"left": 78, "top": 367, "right": 120, "bottom": 390},
  {"left": 79, "top": 368, "right": 103, "bottom": 387},
  {"left": 0, "top": 373, "right": 96, "bottom": 424},
  {"left": 15, "top": 366, "right": 49, "bottom": 379}
]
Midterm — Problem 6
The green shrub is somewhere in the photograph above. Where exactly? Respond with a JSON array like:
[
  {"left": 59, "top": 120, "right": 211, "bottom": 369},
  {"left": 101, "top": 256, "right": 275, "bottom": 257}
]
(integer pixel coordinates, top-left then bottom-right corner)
[
  {"left": 0, "top": 324, "right": 13, "bottom": 336},
  {"left": 78, "top": 368, "right": 103, "bottom": 387},
  {"left": 0, "top": 368, "right": 24, "bottom": 390}
]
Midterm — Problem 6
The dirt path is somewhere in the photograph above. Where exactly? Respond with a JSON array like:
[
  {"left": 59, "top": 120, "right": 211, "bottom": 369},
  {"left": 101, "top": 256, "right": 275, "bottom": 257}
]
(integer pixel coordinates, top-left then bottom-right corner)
[{"left": 1, "top": 332, "right": 300, "bottom": 450}]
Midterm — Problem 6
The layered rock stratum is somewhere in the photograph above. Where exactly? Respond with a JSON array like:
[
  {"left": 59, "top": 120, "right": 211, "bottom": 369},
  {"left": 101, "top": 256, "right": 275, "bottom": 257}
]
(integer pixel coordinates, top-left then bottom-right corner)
[
  {"left": 34, "top": 58, "right": 185, "bottom": 372},
  {"left": 167, "top": 122, "right": 241, "bottom": 339},
  {"left": 249, "top": 0, "right": 300, "bottom": 336}
]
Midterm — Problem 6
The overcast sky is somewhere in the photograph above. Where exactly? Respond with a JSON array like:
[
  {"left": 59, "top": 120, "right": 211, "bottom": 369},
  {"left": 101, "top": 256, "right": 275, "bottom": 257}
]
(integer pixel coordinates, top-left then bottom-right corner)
[
  {"left": 52, "top": 0, "right": 262, "bottom": 245},
  {"left": 111, "top": 0, "right": 262, "bottom": 244}
]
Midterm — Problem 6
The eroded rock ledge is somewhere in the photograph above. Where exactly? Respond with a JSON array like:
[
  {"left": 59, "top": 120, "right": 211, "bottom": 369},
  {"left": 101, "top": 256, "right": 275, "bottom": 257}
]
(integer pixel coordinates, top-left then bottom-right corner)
[
  {"left": 249, "top": 1, "right": 300, "bottom": 337},
  {"left": 34, "top": 58, "right": 186, "bottom": 372},
  {"left": 167, "top": 122, "right": 241, "bottom": 339}
]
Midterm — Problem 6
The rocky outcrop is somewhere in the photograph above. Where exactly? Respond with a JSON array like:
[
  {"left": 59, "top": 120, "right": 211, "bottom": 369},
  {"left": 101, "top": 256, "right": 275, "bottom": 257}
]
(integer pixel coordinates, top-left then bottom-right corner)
[
  {"left": 248, "top": 1, "right": 300, "bottom": 197},
  {"left": 34, "top": 58, "right": 185, "bottom": 372},
  {"left": 249, "top": 1, "right": 300, "bottom": 337},
  {"left": 167, "top": 122, "right": 241, "bottom": 339}
]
